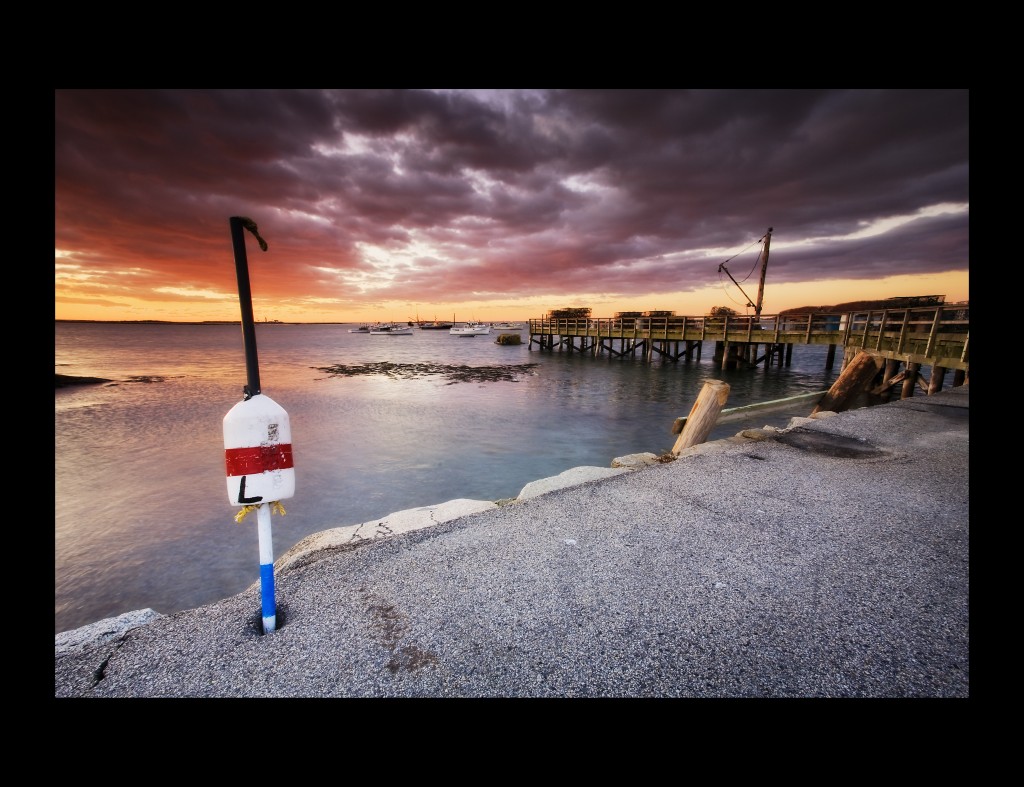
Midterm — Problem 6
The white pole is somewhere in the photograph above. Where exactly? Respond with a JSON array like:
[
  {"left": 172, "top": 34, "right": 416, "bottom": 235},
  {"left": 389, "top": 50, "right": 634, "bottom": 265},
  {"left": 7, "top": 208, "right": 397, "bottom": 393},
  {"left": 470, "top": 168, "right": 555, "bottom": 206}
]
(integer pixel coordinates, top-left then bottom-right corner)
[{"left": 257, "top": 504, "right": 276, "bottom": 633}]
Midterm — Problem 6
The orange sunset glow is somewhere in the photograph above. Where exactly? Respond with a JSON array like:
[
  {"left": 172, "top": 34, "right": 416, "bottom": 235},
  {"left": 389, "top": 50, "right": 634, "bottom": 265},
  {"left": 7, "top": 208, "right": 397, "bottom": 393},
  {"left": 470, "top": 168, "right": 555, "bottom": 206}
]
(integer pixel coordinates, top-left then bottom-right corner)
[{"left": 56, "top": 90, "right": 969, "bottom": 323}]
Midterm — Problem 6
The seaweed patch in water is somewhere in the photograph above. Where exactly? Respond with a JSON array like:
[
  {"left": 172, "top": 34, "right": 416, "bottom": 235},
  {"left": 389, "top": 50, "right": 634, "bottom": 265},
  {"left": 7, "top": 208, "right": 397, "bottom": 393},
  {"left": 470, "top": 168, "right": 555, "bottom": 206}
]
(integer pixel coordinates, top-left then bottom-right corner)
[
  {"left": 125, "top": 375, "right": 177, "bottom": 384},
  {"left": 313, "top": 361, "right": 539, "bottom": 385}
]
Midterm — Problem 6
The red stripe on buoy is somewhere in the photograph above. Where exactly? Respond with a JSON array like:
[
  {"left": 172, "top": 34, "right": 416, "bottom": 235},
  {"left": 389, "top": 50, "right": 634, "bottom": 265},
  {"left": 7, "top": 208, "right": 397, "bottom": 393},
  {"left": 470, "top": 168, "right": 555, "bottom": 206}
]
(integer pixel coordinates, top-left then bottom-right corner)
[{"left": 225, "top": 444, "right": 294, "bottom": 476}]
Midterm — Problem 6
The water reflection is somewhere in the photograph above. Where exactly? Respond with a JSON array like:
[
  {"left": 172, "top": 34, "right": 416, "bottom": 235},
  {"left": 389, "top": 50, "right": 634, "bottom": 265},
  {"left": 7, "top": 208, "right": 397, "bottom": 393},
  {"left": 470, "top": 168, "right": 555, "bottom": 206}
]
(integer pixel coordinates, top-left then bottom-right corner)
[{"left": 56, "top": 322, "right": 843, "bottom": 634}]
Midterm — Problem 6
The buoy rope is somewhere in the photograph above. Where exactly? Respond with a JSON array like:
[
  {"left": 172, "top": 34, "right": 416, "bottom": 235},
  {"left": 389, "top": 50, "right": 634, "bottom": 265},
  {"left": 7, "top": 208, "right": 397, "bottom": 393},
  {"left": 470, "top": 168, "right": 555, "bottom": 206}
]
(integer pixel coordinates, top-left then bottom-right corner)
[{"left": 234, "top": 500, "right": 287, "bottom": 523}]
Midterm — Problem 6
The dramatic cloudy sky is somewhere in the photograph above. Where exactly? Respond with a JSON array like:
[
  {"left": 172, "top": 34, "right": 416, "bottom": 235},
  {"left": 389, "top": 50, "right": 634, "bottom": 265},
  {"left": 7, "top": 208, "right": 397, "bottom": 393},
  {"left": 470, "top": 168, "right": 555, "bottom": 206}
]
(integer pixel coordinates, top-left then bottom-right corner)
[{"left": 55, "top": 89, "right": 969, "bottom": 323}]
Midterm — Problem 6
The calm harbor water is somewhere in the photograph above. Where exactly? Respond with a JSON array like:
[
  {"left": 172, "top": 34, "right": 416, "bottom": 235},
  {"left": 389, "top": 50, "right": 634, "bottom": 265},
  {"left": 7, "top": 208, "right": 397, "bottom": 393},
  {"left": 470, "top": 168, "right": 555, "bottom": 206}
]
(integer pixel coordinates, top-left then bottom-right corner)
[{"left": 55, "top": 321, "right": 842, "bottom": 635}]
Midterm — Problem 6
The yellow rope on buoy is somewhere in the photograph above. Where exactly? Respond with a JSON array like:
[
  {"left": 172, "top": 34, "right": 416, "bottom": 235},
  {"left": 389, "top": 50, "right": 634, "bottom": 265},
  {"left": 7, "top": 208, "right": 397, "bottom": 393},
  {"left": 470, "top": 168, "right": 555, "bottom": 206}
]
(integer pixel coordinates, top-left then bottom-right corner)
[{"left": 234, "top": 500, "right": 287, "bottom": 523}]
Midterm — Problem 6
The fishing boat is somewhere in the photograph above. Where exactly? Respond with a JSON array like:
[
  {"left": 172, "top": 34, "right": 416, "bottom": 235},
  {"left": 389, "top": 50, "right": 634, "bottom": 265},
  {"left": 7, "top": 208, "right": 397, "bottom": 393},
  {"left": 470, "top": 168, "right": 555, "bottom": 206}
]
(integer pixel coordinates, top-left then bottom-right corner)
[
  {"left": 348, "top": 324, "right": 373, "bottom": 333},
  {"left": 450, "top": 321, "right": 491, "bottom": 336},
  {"left": 369, "top": 323, "right": 414, "bottom": 335},
  {"left": 418, "top": 316, "right": 454, "bottom": 330},
  {"left": 490, "top": 321, "right": 522, "bottom": 331}
]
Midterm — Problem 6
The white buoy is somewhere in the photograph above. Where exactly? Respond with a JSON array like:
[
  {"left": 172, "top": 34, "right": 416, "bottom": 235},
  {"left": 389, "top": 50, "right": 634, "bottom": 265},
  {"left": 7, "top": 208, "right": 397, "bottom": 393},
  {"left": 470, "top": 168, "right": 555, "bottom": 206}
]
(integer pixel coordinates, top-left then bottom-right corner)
[
  {"left": 223, "top": 393, "right": 295, "bottom": 505},
  {"left": 223, "top": 393, "right": 294, "bottom": 633}
]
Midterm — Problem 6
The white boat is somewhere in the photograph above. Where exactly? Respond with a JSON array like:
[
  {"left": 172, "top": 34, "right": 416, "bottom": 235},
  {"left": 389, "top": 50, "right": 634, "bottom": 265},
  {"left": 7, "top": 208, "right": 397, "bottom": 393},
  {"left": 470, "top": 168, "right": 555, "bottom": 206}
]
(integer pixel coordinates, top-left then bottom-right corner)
[
  {"left": 450, "top": 321, "right": 491, "bottom": 336},
  {"left": 369, "top": 323, "right": 414, "bottom": 335},
  {"left": 490, "top": 321, "right": 522, "bottom": 331},
  {"left": 348, "top": 324, "right": 372, "bottom": 333}
]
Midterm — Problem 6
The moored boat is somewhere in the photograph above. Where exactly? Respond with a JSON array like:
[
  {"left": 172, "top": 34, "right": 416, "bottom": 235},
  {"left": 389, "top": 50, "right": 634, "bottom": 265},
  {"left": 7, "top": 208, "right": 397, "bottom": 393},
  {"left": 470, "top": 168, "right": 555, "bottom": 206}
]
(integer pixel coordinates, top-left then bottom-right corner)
[
  {"left": 419, "top": 319, "right": 454, "bottom": 330},
  {"left": 369, "top": 322, "right": 414, "bottom": 335},
  {"left": 348, "top": 324, "right": 373, "bottom": 333},
  {"left": 450, "top": 321, "right": 491, "bottom": 336},
  {"left": 490, "top": 321, "right": 522, "bottom": 331}
]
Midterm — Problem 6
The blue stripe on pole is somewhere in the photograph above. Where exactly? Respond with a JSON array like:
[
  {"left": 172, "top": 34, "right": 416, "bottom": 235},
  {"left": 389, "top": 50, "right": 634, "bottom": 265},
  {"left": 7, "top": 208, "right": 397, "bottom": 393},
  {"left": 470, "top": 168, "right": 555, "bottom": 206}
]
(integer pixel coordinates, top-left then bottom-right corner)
[{"left": 260, "top": 562, "right": 276, "bottom": 628}]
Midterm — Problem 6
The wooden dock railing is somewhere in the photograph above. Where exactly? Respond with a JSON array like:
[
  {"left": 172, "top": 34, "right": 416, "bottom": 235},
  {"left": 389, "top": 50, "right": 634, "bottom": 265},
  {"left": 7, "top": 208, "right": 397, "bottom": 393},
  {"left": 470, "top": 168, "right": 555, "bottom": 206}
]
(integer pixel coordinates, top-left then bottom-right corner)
[{"left": 527, "top": 304, "right": 969, "bottom": 374}]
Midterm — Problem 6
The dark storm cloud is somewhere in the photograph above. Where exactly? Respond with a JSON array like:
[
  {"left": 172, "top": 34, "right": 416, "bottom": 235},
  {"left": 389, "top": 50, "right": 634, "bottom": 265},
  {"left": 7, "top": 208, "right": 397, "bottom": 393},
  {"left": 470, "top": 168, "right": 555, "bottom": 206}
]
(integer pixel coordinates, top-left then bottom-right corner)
[{"left": 55, "top": 88, "right": 968, "bottom": 309}]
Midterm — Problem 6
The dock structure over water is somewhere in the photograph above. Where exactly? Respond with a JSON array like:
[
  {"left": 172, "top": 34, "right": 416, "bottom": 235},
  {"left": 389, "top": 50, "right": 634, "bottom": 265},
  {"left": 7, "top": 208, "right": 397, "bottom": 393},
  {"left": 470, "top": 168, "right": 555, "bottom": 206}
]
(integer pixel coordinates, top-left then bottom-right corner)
[{"left": 528, "top": 303, "right": 969, "bottom": 399}]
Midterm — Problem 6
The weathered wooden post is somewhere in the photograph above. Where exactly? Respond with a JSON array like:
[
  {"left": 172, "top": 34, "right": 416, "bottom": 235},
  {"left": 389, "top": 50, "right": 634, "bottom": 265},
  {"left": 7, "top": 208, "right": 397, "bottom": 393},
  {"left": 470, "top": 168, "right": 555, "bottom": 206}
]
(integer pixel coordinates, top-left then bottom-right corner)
[
  {"left": 880, "top": 359, "right": 901, "bottom": 402},
  {"left": 811, "top": 350, "right": 883, "bottom": 415},
  {"left": 672, "top": 379, "right": 731, "bottom": 455},
  {"left": 902, "top": 362, "right": 921, "bottom": 399},
  {"left": 825, "top": 343, "right": 837, "bottom": 370}
]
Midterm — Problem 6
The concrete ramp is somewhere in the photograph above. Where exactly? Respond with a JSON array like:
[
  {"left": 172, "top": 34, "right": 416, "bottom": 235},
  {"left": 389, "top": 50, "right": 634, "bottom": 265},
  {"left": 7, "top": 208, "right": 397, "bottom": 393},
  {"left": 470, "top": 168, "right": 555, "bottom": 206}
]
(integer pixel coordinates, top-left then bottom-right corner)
[
  {"left": 517, "top": 465, "right": 630, "bottom": 500},
  {"left": 276, "top": 498, "right": 497, "bottom": 571}
]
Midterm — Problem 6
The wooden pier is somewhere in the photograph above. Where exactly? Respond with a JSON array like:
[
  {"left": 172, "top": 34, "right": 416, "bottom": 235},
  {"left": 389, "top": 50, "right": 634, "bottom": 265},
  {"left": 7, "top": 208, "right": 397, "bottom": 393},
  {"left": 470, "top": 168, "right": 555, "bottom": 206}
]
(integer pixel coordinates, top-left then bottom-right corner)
[{"left": 528, "top": 304, "right": 969, "bottom": 398}]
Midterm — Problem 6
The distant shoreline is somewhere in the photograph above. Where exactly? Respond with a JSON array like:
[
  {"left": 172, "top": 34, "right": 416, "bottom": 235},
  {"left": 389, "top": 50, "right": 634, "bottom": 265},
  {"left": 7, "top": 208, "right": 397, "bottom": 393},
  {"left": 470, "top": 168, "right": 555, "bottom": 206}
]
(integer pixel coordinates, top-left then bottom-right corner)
[{"left": 55, "top": 373, "right": 113, "bottom": 388}]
